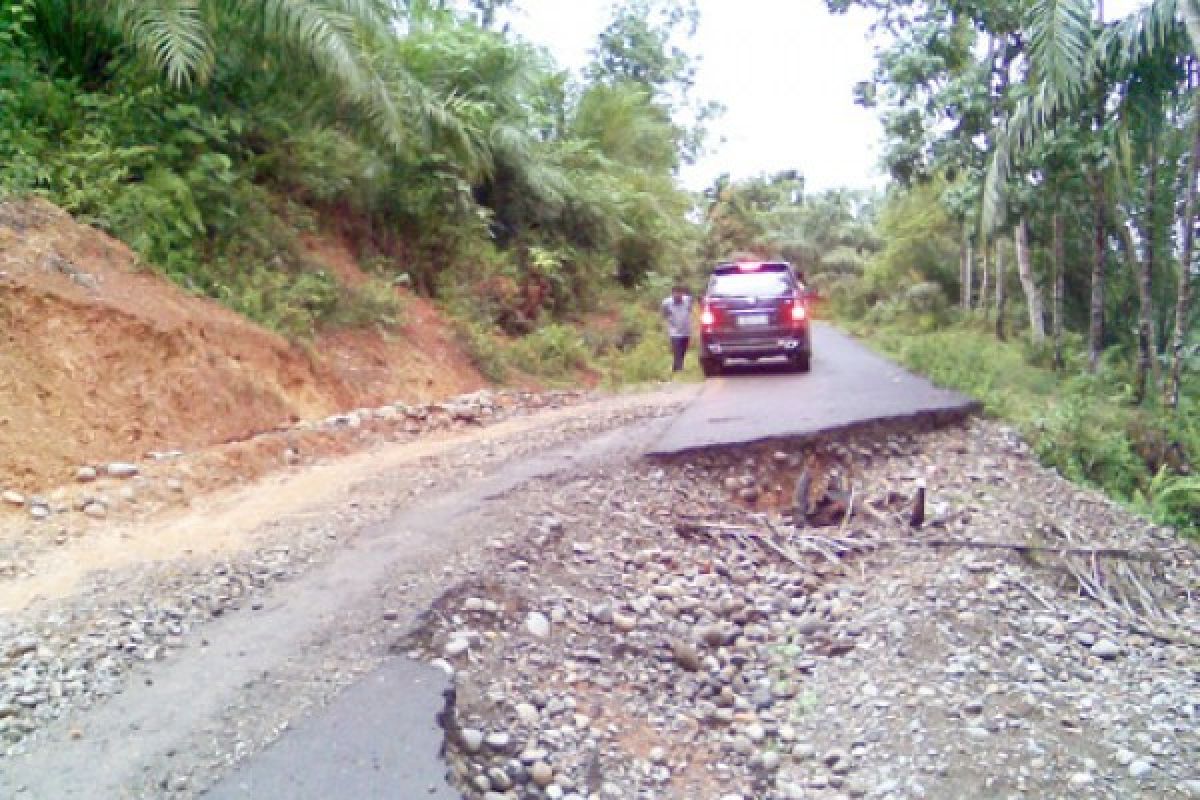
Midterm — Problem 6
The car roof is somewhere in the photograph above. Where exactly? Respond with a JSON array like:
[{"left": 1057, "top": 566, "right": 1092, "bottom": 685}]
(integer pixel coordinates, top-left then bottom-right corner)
[{"left": 711, "top": 261, "right": 793, "bottom": 276}]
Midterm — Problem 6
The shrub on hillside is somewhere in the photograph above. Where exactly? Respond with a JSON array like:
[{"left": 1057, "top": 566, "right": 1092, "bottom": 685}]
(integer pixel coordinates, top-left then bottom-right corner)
[{"left": 509, "top": 324, "right": 590, "bottom": 380}]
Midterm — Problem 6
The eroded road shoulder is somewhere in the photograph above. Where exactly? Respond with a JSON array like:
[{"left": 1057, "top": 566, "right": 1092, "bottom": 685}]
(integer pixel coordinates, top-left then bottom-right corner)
[
  {"left": 0, "top": 390, "right": 689, "bottom": 798},
  {"left": 412, "top": 420, "right": 1198, "bottom": 800}
]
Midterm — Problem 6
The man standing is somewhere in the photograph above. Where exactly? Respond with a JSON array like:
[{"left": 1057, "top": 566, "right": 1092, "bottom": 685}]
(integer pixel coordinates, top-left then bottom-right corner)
[{"left": 661, "top": 284, "right": 693, "bottom": 373}]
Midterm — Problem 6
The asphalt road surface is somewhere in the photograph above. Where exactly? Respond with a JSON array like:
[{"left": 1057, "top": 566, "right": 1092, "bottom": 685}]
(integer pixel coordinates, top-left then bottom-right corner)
[{"left": 650, "top": 322, "right": 978, "bottom": 455}]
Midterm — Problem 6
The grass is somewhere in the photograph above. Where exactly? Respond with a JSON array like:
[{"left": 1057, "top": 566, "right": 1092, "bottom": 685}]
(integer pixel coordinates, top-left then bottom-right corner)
[
  {"left": 842, "top": 315, "right": 1198, "bottom": 536},
  {"left": 448, "top": 289, "right": 705, "bottom": 389}
]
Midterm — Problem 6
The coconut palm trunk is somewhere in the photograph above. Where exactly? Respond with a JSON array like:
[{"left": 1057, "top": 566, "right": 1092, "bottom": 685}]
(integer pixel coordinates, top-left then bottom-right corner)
[
  {"left": 1053, "top": 211, "right": 1065, "bottom": 369},
  {"left": 1169, "top": 94, "right": 1200, "bottom": 409},
  {"left": 1014, "top": 216, "right": 1046, "bottom": 343},
  {"left": 980, "top": 238, "right": 991, "bottom": 319},
  {"left": 995, "top": 237, "right": 1007, "bottom": 340},
  {"left": 960, "top": 225, "right": 970, "bottom": 310},
  {"left": 1088, "top": 174, "right": 1108, "bottom": 371}
]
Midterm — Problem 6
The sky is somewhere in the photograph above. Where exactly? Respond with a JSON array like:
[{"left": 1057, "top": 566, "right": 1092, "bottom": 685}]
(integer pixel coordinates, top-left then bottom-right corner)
[{"left": 504, "top": 0, "right": 1151, "bottom": 195}]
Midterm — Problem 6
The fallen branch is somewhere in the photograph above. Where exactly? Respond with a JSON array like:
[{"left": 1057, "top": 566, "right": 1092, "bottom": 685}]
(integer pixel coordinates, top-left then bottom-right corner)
[{"left": 881, "top": 538, "right": 1169, "bottom": 563}]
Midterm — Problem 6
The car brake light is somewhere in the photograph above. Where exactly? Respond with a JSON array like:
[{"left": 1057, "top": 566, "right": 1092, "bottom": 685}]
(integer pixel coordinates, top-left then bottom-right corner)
[
  {"left": 791, "top": 304, "right": 807, "bottom": 322},
  {"left": 701, "top": 307, "right": 715, "bottom": 326}
]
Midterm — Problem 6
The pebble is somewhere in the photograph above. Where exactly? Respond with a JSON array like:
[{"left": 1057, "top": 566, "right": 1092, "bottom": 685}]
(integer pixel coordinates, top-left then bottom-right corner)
[
  {"left": 1129, "top": 759, "right": 1154, "bottom": 779},
  {"left": 75, "top": 466, "right": 98, "bottom": 483},
  {"left": 2, "top": 490, "right": 25, "bottom": 506},
  {"left": 1091, "top": 639, "right": 1121, "bottom": 660},
  {"left": 670, "top": 638, "right": 702, "bottom": 672},
  {"left": 530, "top": 761, "right": 553, "bottom": 788},
  {"left": 460, "top": 728, "right": 484, "bottom": 754},
  {"left": 525, "top": 612, "right": 550, "bottom": 638},
  {"left": 514, "top": 703, "right": 539, "bottom": 726},
  {"left": 105, "top": 462, "right": 139, "bottom": 479}
]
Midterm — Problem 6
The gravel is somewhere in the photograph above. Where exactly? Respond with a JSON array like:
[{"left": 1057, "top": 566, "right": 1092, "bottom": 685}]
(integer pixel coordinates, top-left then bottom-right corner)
[{"left": 409, "top": 419, "right": 1198, "bottom": 799}]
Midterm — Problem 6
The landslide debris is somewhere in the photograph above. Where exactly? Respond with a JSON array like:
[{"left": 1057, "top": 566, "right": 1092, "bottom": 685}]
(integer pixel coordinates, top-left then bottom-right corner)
[{"left": 414, "top": 420, "right": 1198, "bottom": 800}]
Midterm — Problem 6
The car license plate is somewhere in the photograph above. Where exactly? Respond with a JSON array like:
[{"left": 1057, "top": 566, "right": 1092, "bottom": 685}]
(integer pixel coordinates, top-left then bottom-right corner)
[{"left": 737, "top": 313, "right": 768, "bottom": 327}]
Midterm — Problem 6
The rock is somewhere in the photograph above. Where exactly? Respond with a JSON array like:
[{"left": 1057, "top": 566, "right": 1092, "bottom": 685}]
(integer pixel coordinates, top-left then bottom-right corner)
[
  {"left": 2, "top": 490, "right": 25, "bottom": 507},
  {"left": 697, "top": 622, "right": 736, "bottom": 648},
  {"left": 166, "top": 478, "right": 184, "bottom": 493},
  {"left": 1091, "top": 639, "right": 1121, "bottom": 660},
  {"left": 1129, "top": 759, "right": 1153, "bottom": 779},
  {"left": 612, "top": 612, "right": 637, "bottom": 632},
  {"left": 484, "top": 731, "right": 510, "bottom": 750},
  {"left": 83, "top": 502, "right": 107, "bottom": 519},
  {"left": 515, "top": 703, "right": 539, "bottom": 726},
  {"left": 1068, "top": 773, "right": 1093, "bottom": 789},
  {"left": 760, "top": 751, "right": 781, "bottom": 771},
  {"left": 648, "top": 746, "right": 667, "bottom": 765},
  {"left": 670, "top": 638, "right": 702, "bottom": 672},
  {"left": 530, "top": 761, "right": 553, "bottom": 788},
  {"left": 1180, "top": 779, "right": 1200, "bottom": 798},
  {"left": 589, "top": 603, "right": 614, "bottom": 625},
  {"left": 486, "top": 766, "right": 512, "bottom": 791},
  {"left": 460, "top": 728, "right": 484, "bottom": 754},
  {"left": 105, "top": 462, "right": 139, "bottom": 479},
  {"left": 738, "top": 486, "right": 760, "bottom": 503},
  {"left": 1114, "top": 748, "right": 1136, "bottom": 766},
  {"left": 75, "top": 466, "right": 98, "bottom": 483},
  {"left": 444, "top": 637, "right": 470, "bottom": 657},
  {"left": 526, "top": 611, "right": 551, "bottom": 638},
  {"left": 29, "top": 504, "right": 50, "bottom": 519}
]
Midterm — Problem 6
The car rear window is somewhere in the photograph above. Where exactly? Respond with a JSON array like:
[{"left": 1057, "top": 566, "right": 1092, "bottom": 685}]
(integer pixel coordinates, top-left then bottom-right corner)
[{"left": 708, "top": 272, "right": 792, "bottom": 297}]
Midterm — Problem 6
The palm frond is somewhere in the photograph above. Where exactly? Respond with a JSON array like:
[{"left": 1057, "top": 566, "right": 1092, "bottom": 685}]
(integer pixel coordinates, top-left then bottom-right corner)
[
  {"left": 1099, "top": 0, "right": 1184, "bottom": 71},
  {"left": 1027, "top": 0, "right": 1096, "bottom": 95},
  {"left": 113, "top": 0, "right": 211, "bottom": 87}
]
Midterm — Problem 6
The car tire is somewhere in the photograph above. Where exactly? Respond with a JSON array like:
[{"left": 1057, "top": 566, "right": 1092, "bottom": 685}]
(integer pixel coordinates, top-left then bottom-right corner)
[
  {"left": 700, "top": 357, "right": 722, "bottom": 378},
  {"left": 791, "top": 352, "right": 811, "bottom": 373}
]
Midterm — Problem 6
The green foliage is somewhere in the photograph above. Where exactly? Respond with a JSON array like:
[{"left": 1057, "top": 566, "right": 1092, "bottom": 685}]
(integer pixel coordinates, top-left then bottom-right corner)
[
  {"left": 453, "top": 319, "right": 510, "bottom": 382},
  {"left": 327, "top": 280, "right": 406, "bottom": 329},
  {"left": 508, "top": 323, "right": 590, "bottom": 380},
  {"left": 1136, "top": 469, "right": 1200, "bottom": 533},
  {"left": 853, "top": 319, "right": 1198, "bottom": 535}
]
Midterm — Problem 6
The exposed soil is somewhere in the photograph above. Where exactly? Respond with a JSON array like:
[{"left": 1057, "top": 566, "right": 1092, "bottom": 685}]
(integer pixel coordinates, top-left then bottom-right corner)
[{"left": 0, "top": 198, "right": 487, "bottom": 492}]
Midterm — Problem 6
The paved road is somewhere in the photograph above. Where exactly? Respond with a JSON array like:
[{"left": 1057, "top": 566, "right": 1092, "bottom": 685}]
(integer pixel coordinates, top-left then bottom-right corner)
[
  {"left": 205, "top": 658, "right": 455, "bottom": 800},
  {"left": 650, "top": 323, "right": 979, "bottom": 455}
]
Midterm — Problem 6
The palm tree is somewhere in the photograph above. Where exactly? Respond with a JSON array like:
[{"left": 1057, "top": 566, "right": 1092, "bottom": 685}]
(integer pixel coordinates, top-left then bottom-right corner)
[
  {"left": 987, "top": 0, "right": 1198, "bottom": 403},
  {"left": 23, "top": 0, "right": 410, "bottom": 147}
]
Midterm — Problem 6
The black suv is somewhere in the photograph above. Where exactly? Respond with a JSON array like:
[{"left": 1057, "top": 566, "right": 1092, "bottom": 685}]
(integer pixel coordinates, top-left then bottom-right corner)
[{"left": 699, "top": 261, "right": 811, "bottom": 376}]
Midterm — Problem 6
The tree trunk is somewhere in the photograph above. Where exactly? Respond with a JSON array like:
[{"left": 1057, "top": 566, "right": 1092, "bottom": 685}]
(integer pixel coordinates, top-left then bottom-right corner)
[
  {"left": 1014, "top": 216, "right": 1046, "bottom": 343},
  {"left": 980, "top": 239, "right": 991, "bottom": 320},
  {"left": 995, "top": 238, "right": 1007, "bottom": 340},
  {"left": 965, "top": 235, "right": 974, "bottom": 311},
  {"left": 960, "top": 225, "right": 971, "bottom": 311},
  {"left": 1169, "top": 83, "right": 1200, "bottom": 408},
  {"left": 1053, "top": 212, "right": 1065, "bottom": 370},
  {"left": 1114, "top": 210, "right": 1155, "bottom": 403},
  {"left": 1088, "top": 174, "right": 1107, "bottom": 371},
  {"left": 1135, "top": 142, "right": 1160, "bottom": 405}
]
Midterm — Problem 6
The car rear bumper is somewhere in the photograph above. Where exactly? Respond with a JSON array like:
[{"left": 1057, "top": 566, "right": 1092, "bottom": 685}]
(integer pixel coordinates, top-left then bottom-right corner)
[{"left": 701, "top": 328, "right": 810, "bottom": 359}]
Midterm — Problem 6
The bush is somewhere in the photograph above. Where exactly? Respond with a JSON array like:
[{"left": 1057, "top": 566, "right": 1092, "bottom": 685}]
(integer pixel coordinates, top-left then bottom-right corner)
[
  {"left": 509, "top": 323, "right": 590, "bottom": 380},
  {"left": 327, "top": 280, "right": 406, "bottom": 329},
  {"left": 453, "top": 319, "right": 510, "bottom": 382},
  {"left": 853, "top": 321, "right": 1200, "bottom": 534}
]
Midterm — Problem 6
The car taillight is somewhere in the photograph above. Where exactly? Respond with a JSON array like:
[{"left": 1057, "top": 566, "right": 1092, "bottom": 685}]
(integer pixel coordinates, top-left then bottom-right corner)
[
  {"left": 791, "top": 303, "right": 807, "bottom": 322},
  {"left": 701, "top": 307, "right": 715, "bottom": 326}
]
